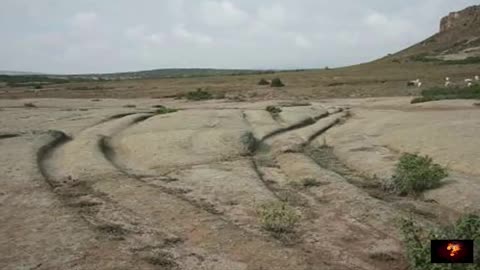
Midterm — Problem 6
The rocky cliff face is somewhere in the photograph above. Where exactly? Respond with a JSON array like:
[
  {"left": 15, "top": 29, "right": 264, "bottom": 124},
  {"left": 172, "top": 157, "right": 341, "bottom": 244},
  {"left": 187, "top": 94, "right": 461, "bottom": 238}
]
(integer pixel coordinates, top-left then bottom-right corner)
[{"left": 440, "top": 5, "right": 480, "bottom": 33}]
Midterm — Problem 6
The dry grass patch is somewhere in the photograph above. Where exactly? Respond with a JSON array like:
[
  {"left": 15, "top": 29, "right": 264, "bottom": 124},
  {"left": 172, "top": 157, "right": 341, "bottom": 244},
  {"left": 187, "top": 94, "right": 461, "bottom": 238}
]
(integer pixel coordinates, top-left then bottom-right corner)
[{"left": 257, "top": 201, "right": 300, "bottom": 234}]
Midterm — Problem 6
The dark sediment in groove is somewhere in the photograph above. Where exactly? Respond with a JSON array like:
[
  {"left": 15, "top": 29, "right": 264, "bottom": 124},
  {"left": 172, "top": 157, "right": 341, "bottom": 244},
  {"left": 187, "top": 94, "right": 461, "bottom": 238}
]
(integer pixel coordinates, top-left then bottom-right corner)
[
  {"left": 306, "top": 118, "right": 341, "bottom": 144},
  {"left": 0, "top": 133, "right": 20, "bottom": 139},
  {"left": 36, "top": 130, "right": 72, "bottom": 188},
  {"left": 250, "top": 158, "right": 283, "bottom": 201},
  {"left": 261, "top": 113, "right": 330, "bottom": 142},
  {"left": 304, "top": 145, "right": 389, "bottom": 200}
]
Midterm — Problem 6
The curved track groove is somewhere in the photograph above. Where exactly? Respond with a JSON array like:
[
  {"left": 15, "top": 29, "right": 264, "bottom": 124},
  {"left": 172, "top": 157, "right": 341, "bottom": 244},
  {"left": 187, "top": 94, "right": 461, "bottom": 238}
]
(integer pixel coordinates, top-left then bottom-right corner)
[
  {"left": 36, "top": 112, "right": 318, "bottom": 269},
  {"left": 36, "top": 130, "right": 72, "bottom": 188},
  {"left": 98, "top": 136, "right": 225, "bottom": 216}
]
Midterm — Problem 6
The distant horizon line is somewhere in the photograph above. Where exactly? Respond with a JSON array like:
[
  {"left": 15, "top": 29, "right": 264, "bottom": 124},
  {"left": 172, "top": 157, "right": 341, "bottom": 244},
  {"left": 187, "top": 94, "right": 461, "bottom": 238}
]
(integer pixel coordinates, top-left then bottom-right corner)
[{"left": 0, "top": 66, "right": 332, "bottom": 77}]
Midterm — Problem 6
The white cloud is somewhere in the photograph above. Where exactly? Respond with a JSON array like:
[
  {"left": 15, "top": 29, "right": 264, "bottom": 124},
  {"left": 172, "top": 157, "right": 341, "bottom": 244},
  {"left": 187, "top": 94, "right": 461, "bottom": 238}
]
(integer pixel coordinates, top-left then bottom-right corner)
[
  {"left": 364, "top": 11, "right": 415, "bottom": 42},
  {"left": 70, "top": 12, "right": 98, "bottom": 29},
  {"left": 172, "top": 25, "right": 213, "bottom": 45},
  {"left": 1, "top": 0, "right": 479, "bottom": 73},
  {"left": 365, "top": 12, "right": 389, "bottom": 26},
  {"left": 257, "top": 4, "right": 287, "bottom": 26},
  {"left": 125, "top": 25, "right": 165, "bottom": 46},
  {"left": 201, "top": 0, "right": 249, "bottom": 27},
  {"left": 294, "top": 35, "right": 313, "bottom": 49}
]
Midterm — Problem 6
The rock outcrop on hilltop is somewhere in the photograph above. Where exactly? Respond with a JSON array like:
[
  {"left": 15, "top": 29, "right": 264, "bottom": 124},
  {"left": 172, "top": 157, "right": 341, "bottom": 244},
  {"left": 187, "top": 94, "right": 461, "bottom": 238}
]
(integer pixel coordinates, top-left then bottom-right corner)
[
  {"left": 440, "top": 5, "right": 480, "bottom": 33},
  {"left": 387, "top": 5, "right": 480, "bottom": 61}
]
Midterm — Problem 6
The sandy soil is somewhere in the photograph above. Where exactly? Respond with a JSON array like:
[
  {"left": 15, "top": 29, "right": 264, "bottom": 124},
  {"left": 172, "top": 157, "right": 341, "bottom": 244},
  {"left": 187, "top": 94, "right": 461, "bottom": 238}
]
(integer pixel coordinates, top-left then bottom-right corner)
[{"left": 1, "top": 97, "right": 478, "bottom": 269}]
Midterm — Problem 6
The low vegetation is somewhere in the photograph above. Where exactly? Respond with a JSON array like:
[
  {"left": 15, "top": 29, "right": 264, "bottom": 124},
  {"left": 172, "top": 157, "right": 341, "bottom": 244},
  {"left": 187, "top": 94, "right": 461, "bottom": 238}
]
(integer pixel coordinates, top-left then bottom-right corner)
[
  {"left": 411, "top": 54, "right": 480, "bottom": 65},
  {"left": 24, "top": 102, "right": 37, "bottom": 108},
  {"left": 443, "top": 56, "right": 480, "bottom": 65},
  {"left": 154, "top": 105, "right": 178, "bottom": 114},
  {"left": 410, "top": 53, "right": 440, "bottom": 63},
  {"left": 266, "top": 105, "right": 282, "bottom": 115},
  {"left": 0, "top": 75, "right": 71, "bottom": 87},
  {"left": 257, "top": 201, "right": 300, "bottom": 234},
  {"left": 270, "top": 78, "right": 285, "bottom": 87},
  {"left": 258, "top": 78, "right": 270, "bottom": 85},
  {"left": 186, "top": 88, "right": 213, "bottom": 101},
  {"left": 290, "top": 178, "right": 322, "bottom": 188},
  {"left": 401, "top": 214, "right": 480, "bottom": 270},
  {"left": 411, "top": 85, "right": 480, "bottom": 104},
  {"left": 384, "top": 153, "right": 448, "bottom": 196},
  {"left": 240, "top": 131, "right": 257, "bottom": 154}
]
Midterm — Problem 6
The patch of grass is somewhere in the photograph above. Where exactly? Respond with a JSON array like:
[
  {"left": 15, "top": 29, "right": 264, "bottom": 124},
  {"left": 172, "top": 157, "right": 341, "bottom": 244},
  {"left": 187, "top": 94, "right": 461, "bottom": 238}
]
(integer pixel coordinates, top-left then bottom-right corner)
[
  {"left": 270, "top": 78, "right": 285, "bottom": 87},
  {"left": 410, "top": 53, "right": 441, "bottom": 63},
  {"left": 257, "top": 201, "right": 300, "bottom": 234},
  {"left": 384, "top": 153, "right": 448, "bottom": 196},
  {"left": 24, "top": 102, "right": 37, "bottom": 108},
  {"left": 400, "top": 214, "right": 480, "bottom": 270},
  {"left": 328, "top": 82, "right": 345, "bottom": 87},
  {"left": 143, "top": 251, "right": 178, "bottom": 268},
  {"left": 186, "top": 88, "right": 213, "bottom": 101},
  {"left": 411, "top": 85, "right": 480, "bottom": 104},
  {"left": 258, "top": 78, "right": 270, "bottom": 85},
  {"left": 34, "top": 85, "right": 43, "bottom": 89},
  {"left": 301, "top": 178, "right": 322, "bottom": 187},
  {"left": 155, "top": 106, "right": 178, "bottom": 114},
  {"left": 266, "top": 105, "right": 282, "bottom": 115},
  {"left": 290, "top": 178, "right": 322, "bottom": 188},
  {"left": 240, "top": 131, "right": 257, "bottom": 154},
  {"left": 442, "top": 57, "right": 480, "bottom": 65}
]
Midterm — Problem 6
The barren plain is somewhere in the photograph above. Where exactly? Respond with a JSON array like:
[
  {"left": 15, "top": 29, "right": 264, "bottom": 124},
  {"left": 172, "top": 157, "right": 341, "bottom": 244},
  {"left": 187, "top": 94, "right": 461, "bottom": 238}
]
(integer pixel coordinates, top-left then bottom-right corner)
[{"left": 1, "top": 96, "right": 479, "bottom": 270}]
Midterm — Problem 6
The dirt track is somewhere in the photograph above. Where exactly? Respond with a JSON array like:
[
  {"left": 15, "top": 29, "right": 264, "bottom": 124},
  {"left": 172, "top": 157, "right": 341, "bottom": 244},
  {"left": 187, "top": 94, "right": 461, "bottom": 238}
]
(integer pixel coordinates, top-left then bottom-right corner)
[{"left": 1, "top": 97, "right": 479, "bottom": 269}]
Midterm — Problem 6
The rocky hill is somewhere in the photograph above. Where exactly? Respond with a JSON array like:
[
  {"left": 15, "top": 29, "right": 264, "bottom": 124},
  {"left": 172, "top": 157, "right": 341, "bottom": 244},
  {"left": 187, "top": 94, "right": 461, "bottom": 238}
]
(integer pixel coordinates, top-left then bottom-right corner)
[{"left": 390, "top": 5, "right": 480, "bottom": 63}]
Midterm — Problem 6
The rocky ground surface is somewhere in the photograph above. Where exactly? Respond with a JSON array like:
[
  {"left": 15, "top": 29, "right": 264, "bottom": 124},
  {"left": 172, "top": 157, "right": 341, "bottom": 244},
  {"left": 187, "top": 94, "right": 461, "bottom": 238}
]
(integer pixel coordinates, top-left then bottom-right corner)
[{"left": 1, "top": 97, "right": 479, "bottom": 270}]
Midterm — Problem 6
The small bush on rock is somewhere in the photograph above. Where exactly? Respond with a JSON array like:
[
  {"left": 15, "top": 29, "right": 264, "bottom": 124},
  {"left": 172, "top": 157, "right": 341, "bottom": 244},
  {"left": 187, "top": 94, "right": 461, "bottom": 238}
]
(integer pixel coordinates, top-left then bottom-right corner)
[
  {"left": 270, "top": 78, "right": 285, "bottom": 88},
  {"left": 186, "top": 88, "right": 213, "bottom": 101},
  {"left": 258, "top": 78, "right": 270, "bottom": 85},
  {"left": 385, "top": 153, "right": 448, "bottom": 196},
  {"left": 257, "top": 201, "right": 300, "bottom": 233}
]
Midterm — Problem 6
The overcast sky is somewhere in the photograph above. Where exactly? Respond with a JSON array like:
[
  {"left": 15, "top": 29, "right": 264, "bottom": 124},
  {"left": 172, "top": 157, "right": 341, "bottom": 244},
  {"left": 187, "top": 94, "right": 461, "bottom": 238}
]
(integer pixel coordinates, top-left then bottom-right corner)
[{"left": 0, "top": 0, "right": 477, "bottom": 74}]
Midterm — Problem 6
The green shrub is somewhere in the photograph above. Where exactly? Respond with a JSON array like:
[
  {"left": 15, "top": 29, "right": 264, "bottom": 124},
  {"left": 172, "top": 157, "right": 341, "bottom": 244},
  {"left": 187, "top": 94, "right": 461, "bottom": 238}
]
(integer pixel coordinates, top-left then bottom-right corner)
[
  {"left": 257, "top": 201, "right": 300, "bottom": 233},
  {"left": 34, "top": 85, "right": 43, "bottom": 89},
  {"left": 443, "top": 57, "right": 480, "bottom": 65},
  {"left": 411, "top": 85, "right": 480, "bottom": 104},
  {"left": 155, "top": 106, "right": 178, "bottom": 114},
  {"left": 240, "top": 131, "right": 257, "bottom": 154},
  {"left": 410, "top": 53, "right": 441, "bottom": 63},
  {"left": 24, "top": 102, "right": 37, "bottom": 108},
  {"left": 270, "top": 78, "right": 285, "bottom": 88},
  {"left": 266, "top": 105, "right": 282, "bottom": 115},
  {"left": 385, "top": 153, "right": 448, "bottom": 196},
  {"left": 301, "top": 178, "right": 321, "bottom": 187},
  {"left": 186, "top": 88, "right": 213, "bottom": 101},
  {"left": 258, "top": 78, "right": 270, "bottom": 85},
  {"left": 401, "top": 214, "right": 480, "bottom": 270}
]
